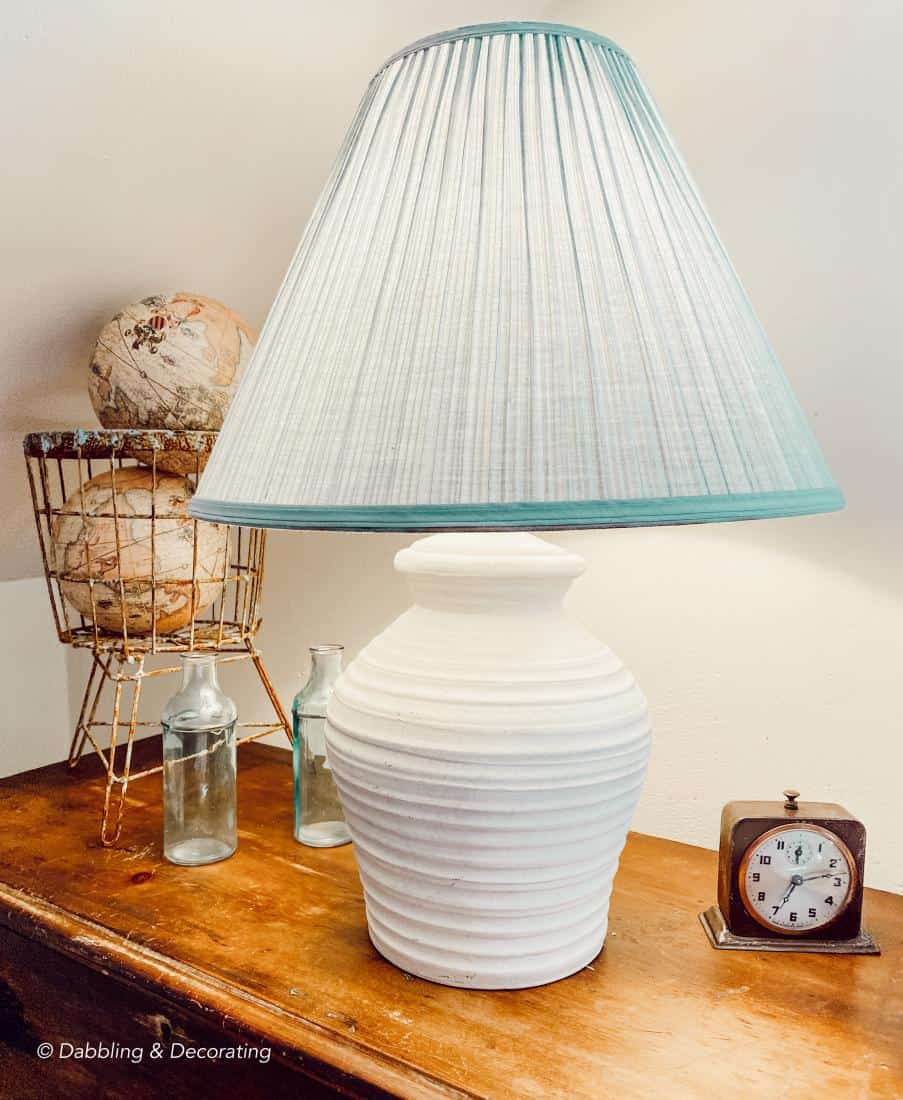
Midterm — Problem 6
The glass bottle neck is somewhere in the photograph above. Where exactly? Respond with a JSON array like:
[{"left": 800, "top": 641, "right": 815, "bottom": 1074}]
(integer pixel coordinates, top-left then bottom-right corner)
[
  {"left": 180, "top": 653, "right": 220, "bottom": 692},
  {"left": 295, "top": 646, "right": 344, "bottom": 718},
  {"left": 307, "top": 647, "right": 343, "bottom": 691}
]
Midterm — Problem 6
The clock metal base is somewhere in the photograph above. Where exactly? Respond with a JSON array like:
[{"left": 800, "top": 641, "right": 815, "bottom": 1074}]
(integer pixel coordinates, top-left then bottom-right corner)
[{"left": 700, "top": 905, "right": 880, "bottom": 954}]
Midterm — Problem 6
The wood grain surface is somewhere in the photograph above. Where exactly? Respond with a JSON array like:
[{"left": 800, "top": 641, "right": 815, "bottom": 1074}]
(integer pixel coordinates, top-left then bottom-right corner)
[{"left": 0, "top": 742, "right": 899, "bottom": 1099}]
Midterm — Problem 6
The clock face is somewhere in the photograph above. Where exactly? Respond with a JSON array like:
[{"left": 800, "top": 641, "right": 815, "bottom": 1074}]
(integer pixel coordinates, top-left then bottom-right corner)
[{"left": 739, "top": 823, "right": 856, "bottom": 934}]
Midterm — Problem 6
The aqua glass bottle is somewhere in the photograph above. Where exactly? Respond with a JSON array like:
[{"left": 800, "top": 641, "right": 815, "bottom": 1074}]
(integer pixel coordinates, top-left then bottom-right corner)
[
  {"left": 293, "top": 644, "right": 351, "bottom": 847},
  {"left": 162, "top": 653, "right": 238, "bottom": 866}
]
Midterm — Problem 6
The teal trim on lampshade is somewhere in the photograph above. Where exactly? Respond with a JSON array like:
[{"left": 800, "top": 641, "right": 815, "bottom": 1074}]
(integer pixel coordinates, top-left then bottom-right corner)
[
  {"left": 190, "top": 489, "right": 844, "bottom": 531},
  {"left": 191, "top": 22, "right": 842, "bottom": 533}
]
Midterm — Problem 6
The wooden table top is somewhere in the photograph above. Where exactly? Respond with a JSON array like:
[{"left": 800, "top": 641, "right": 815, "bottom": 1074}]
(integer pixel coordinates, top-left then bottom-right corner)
[{"left": 0, "top": 743, "right": 899, "bottom": 1099}]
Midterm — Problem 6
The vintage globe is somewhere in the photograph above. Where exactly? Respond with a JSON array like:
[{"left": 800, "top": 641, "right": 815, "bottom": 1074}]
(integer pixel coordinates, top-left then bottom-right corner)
[
  {"left": 88, "top": 292, "right": 256, "bottom": 435},
  {"left": 51, "top": 467, "right": 228, "bottom": 635}
]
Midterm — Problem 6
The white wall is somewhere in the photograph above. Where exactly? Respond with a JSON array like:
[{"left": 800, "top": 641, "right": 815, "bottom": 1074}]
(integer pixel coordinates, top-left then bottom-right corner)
[
  {"left": 0, "top": 579, "right": 69, "bottom": 776},
  {"left": 2, "top": 1, "right": 900, "bottom": 891}
]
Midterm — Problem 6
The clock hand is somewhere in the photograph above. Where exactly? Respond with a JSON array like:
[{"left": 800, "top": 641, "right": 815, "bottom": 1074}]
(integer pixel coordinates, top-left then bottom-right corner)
[
  {"left": 802, "top": 871, "right": 844, "bottom": 882},
  {"left": 773, "top": 879, "right": 799, "bottom": 913}
]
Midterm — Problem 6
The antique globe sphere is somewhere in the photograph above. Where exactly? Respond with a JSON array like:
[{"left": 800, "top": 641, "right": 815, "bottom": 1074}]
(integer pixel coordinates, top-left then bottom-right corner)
[
  {"left": 51, "top": 467, "right": 228, "bottom": 635},
  {"left": 88, "top": 291, "right": 256, "bottom": 438}
]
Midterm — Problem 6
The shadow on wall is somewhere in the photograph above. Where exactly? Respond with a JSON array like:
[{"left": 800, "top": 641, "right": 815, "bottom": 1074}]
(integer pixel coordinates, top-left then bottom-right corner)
[
  {"left": 47, "top": 512, "right": 901, "bottom": 891},
  {"left": 245, "top": 507, "right": 903, "bottom": 729},
  {"left": 235, "top": 510, "right": 903, "bottom": 738},
  {"left": 43, "top": 497, "right": 899, "bottom": 763}
]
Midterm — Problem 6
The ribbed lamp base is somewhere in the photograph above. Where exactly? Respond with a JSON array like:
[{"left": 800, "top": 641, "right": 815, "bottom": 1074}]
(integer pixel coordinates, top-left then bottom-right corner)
[{"left": 325, "top": 533, "right": 651, "bottom": 990}]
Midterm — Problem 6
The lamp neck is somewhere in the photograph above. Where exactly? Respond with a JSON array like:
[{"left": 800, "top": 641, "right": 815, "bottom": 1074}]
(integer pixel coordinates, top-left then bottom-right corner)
[{"left": 395, "top": 533, "right": 585, "bottom": 613}]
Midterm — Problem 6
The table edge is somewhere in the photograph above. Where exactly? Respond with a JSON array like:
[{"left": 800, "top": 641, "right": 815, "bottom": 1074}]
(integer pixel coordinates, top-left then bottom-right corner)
[{"left": 0, "top": 880, "right": 478, "bottom": 1100}]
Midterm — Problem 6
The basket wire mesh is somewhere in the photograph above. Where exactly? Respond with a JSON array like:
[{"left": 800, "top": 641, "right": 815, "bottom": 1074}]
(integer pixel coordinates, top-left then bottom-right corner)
[{"left": 23, "top": 429, "right": 291, "bottom": 845}]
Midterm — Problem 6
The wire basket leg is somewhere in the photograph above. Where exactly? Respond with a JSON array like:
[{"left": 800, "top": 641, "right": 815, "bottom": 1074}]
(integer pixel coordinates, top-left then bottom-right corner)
[
  {"left": 247, "top": 641, "right": 293, "bottom": 747},
  {"left": 116, "top": 658, "right": 144, "bottom": 819},
  {"left": 99, "top": 663, "right": 143, "bottom": 847},
  {"left": 69, "top": 654, "right": 112, "bottom": 768}
]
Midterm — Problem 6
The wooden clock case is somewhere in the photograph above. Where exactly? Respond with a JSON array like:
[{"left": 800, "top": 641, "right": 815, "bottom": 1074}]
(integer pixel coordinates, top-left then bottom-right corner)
[{"left": 701, "top": 794, "right": 880, "bottom": 954}]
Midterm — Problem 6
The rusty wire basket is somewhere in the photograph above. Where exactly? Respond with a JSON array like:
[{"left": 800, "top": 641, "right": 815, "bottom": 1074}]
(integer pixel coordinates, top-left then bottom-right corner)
[{"left": 24, "top": 428, "right": 291, "bottom": 845}]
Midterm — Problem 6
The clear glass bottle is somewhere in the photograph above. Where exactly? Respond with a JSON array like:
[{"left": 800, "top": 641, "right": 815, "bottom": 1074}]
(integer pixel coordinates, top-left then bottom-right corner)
[
  {"left": 162, "top": 653, "right": 237, "bottom": 866},
  {"left": 293, "top": 644, "right": 351, "bottom": 847}
]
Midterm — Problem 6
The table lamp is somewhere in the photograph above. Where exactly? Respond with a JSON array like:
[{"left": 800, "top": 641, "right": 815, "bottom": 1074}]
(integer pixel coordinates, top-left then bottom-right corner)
[{"left": 191, "top": 22, "right": 842, "bottom": 989}]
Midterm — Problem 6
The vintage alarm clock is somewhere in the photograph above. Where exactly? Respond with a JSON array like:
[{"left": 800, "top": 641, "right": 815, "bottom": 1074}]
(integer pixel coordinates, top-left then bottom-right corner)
[{"left": 700, "top": 790, "right": 879, "bottom": 953}]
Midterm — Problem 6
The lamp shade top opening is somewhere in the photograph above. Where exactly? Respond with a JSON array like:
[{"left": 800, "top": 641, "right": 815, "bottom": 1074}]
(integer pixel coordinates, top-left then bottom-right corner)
[{"left": 191, "top": 21, "right": 843, "bottom": 532}]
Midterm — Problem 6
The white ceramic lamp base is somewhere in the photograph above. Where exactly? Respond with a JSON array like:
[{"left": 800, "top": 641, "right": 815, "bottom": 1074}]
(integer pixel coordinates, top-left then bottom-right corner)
[{"left": 325, "top": 533, "right": 651, "bottom": 990}]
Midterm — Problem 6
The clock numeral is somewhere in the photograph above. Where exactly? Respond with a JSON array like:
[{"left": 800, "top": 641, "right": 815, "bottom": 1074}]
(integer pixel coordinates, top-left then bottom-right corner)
[
  {"left": 833, "top": 876, "right": 843, "bottom": 887},
  {"left": 825, "top": 896, "right": 834, "bottom": 906},
  {"left": 757, "top": 891, "right": 766, "bottom": 901},
  {"left": 818, "top": 843, "right": 823, "bottom": 853},
  {"left": 808, "top": 908, "right": 817, "bottom": 918},
  {"left": 751, "top": 873, "right": 760, "bottom": 883},
  {"left": 771, "top": 906, "right": 780, "bottom": 915},
  {"left": 829, "top": 859, "right": 838, "bottom": 868},
  {"left": 759, "top": 855, "right": 771, "bottom": 865},
  {"left": 776, "top": 840, "right": 785, "bottom": 850},
  {"left": 789, "top": 912, "right": 797, "bottom": 922}
]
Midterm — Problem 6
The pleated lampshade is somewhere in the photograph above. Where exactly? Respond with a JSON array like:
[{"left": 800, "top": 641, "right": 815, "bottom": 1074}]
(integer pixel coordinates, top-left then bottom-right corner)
[{"left": 191, "top": 21, "right": 842, "bottom": 530}]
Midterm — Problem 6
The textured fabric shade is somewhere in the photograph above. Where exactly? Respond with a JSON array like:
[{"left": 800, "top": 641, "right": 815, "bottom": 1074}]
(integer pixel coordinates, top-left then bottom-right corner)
[{"left": 191, "top": 21, "right": 842, "bottom": 531}]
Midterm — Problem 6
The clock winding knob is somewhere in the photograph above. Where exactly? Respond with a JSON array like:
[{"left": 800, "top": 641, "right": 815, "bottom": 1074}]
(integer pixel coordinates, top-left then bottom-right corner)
[{"left": 783, "top": 789, "right": 800, "bottom": 812}]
